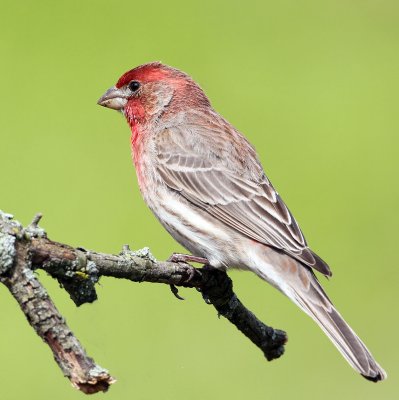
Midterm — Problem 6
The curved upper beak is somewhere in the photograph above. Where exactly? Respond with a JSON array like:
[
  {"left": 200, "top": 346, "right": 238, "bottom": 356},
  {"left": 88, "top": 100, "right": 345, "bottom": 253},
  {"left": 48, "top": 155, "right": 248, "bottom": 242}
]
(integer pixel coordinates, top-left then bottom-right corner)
[{"left": 97, "top": 86, "right": 128, "bottom": 110}]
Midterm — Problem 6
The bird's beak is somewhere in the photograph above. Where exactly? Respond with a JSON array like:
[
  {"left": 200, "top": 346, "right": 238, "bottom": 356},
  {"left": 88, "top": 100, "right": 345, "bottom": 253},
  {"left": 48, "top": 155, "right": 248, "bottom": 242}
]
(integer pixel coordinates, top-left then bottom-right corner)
[{"left": 97, "top": 86, "right": 128, "bottom": 110}]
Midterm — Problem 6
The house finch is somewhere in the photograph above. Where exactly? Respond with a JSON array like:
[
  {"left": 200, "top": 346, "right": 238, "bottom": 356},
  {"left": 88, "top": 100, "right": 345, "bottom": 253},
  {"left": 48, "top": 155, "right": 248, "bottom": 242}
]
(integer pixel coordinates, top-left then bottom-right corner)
[{"left": 98, "top": 62, "right": 386, "bottom": 381}]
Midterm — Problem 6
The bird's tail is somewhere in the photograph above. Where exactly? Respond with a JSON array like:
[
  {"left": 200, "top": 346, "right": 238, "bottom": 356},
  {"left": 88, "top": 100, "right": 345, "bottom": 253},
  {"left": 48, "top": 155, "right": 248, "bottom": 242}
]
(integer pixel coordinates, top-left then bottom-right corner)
[{"left": 255, "top": 256, "right": 387, "bottom": 382}]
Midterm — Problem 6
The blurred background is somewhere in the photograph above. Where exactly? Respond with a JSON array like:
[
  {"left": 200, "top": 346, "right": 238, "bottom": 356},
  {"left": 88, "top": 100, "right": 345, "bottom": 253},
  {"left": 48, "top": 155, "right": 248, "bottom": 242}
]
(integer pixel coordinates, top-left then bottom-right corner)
[{"left": 1, "top": 0, "right": 398, "bottom": 399}]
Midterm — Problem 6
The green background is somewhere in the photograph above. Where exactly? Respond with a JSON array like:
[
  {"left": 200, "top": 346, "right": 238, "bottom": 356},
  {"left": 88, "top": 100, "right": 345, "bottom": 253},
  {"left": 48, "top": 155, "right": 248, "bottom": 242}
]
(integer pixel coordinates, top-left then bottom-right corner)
[{"left": 1, "top": 1, "right": 398, "bottom": 399}]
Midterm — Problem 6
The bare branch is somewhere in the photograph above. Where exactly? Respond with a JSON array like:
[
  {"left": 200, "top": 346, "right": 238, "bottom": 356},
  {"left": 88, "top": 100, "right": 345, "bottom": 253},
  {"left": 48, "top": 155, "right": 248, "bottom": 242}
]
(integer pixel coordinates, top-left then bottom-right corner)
[{"left": 0, "top": 210, "right": 287, "bottom": 394}]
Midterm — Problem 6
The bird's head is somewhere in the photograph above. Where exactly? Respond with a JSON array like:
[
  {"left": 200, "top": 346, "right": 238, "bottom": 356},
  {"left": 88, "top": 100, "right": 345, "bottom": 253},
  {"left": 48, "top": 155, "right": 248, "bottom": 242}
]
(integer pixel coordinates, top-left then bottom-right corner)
[{"left": 98, "top": 62, "right": 210, "bottom": 125}]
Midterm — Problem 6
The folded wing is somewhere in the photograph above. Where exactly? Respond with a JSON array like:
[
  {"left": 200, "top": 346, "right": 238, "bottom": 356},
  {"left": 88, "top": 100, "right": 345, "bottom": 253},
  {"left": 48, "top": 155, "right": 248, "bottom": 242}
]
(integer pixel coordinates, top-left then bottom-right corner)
[{"left": 155, "top": 119, "right": 331, "bottom": 276}]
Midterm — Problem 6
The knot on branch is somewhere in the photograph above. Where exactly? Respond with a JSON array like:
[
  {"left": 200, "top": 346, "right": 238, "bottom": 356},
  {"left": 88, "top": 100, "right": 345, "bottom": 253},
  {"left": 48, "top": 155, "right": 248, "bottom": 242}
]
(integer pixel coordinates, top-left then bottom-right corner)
[
  {"left": 35, "top": 246, "right": 100, "bottom": 306},
  {"left": 24, "top": 213, "right": 47, "bottom": 239},
  {"left": 120, "top": 245, "right": 157, "bottom": 263}
]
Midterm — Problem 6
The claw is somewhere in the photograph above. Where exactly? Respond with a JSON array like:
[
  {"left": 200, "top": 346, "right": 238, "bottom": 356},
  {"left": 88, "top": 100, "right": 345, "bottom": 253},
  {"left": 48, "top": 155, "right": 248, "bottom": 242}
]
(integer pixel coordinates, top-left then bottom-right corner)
[{"left": 169, "top": 284, "right": 185, "bottom": 300}]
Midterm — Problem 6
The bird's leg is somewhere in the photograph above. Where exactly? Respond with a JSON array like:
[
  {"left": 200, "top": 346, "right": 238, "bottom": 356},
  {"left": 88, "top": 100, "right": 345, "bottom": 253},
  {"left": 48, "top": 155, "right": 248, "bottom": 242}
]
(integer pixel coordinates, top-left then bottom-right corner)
[
  {"left": 167, "top": 253, "right": 209, "bottom": 300},
  {"left": 167, "top": 253, "right": 208, "bottom": 265}
]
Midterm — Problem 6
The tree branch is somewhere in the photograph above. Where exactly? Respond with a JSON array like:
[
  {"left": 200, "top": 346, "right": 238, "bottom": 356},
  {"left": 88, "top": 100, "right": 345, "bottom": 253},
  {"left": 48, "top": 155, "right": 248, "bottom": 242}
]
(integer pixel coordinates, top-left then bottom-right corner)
[
  {"left": 0, "top": 210, "right": 287, "bottom": 394},
  {"left": 0, "top": 212, "right": 114, "bottom": 394}
]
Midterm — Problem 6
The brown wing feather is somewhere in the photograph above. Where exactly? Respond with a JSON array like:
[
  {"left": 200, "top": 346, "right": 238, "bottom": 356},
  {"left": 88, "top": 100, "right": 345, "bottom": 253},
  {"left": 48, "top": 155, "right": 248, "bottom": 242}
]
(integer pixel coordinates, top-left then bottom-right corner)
[{"left": 155, "top": 116, "right": 331, "bottom": 276}]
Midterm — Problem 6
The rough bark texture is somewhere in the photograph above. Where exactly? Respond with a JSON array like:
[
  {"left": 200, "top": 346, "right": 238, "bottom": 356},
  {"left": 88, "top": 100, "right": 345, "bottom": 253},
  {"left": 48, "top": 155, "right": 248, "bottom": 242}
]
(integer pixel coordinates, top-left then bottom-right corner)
[
  {"left": 0, "top": 210, "right": 287, "bottom": 394},
  {"left": 0, "top": 232, "right": 114, "bottom": 393}
]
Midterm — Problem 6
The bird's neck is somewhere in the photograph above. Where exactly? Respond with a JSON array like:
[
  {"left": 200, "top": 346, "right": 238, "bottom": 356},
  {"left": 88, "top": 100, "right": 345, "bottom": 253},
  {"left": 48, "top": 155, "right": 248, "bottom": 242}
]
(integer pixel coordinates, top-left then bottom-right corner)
[
  {"left": 124, "top": 100, "right": 146, "bottom": 149},
  {"left": 124, "top": 109, "right": 149, "bottom": 190}
]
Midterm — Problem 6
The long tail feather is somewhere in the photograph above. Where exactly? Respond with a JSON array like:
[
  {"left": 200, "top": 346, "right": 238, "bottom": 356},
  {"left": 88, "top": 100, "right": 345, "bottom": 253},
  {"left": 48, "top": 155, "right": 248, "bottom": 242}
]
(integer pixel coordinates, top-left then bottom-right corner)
[
  {"left": 255, "top": 256, "right": 386, "bottom": 381},
  {"left": 290, "top": 279, "right": 386, "bottom": 381}
]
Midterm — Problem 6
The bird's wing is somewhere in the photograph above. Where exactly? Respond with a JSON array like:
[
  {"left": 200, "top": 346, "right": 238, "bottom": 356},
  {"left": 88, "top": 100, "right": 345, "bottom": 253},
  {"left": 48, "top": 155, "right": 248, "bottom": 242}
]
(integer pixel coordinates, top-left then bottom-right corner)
[{"left": 155, "top": 118, "right": 331, "bottom": 276}]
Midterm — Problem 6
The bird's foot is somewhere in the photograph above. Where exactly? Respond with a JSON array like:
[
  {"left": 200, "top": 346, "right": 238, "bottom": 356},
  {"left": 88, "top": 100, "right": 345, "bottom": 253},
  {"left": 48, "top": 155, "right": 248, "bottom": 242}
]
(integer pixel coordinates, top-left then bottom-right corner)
[
  {"left": 168, "top": 253, "right": 208, "bottom": 284},
  {"left": 167, "top": 253, "right": 208, "bottom": 301}
]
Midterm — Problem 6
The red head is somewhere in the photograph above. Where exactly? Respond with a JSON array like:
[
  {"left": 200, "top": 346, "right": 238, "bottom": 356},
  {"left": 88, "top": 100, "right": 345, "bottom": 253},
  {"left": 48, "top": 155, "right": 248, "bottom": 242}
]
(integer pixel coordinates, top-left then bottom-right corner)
[{"left": 98, "top": 62, "right": 211, "bottom": 125}]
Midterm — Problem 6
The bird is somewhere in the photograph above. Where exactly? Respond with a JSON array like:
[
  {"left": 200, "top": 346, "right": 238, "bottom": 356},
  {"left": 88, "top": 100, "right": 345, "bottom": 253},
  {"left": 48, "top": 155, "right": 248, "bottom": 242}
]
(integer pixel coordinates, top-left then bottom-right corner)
[{"left": 97, "top": 62, "right": 386, "bottom": 381}]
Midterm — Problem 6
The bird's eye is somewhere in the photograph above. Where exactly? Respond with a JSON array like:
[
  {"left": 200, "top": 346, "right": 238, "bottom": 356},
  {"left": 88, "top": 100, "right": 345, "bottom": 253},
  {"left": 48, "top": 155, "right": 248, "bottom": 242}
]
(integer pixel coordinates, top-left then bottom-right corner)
[{"left": 128, "top": 81, "right": 141, "bottom": 93}]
